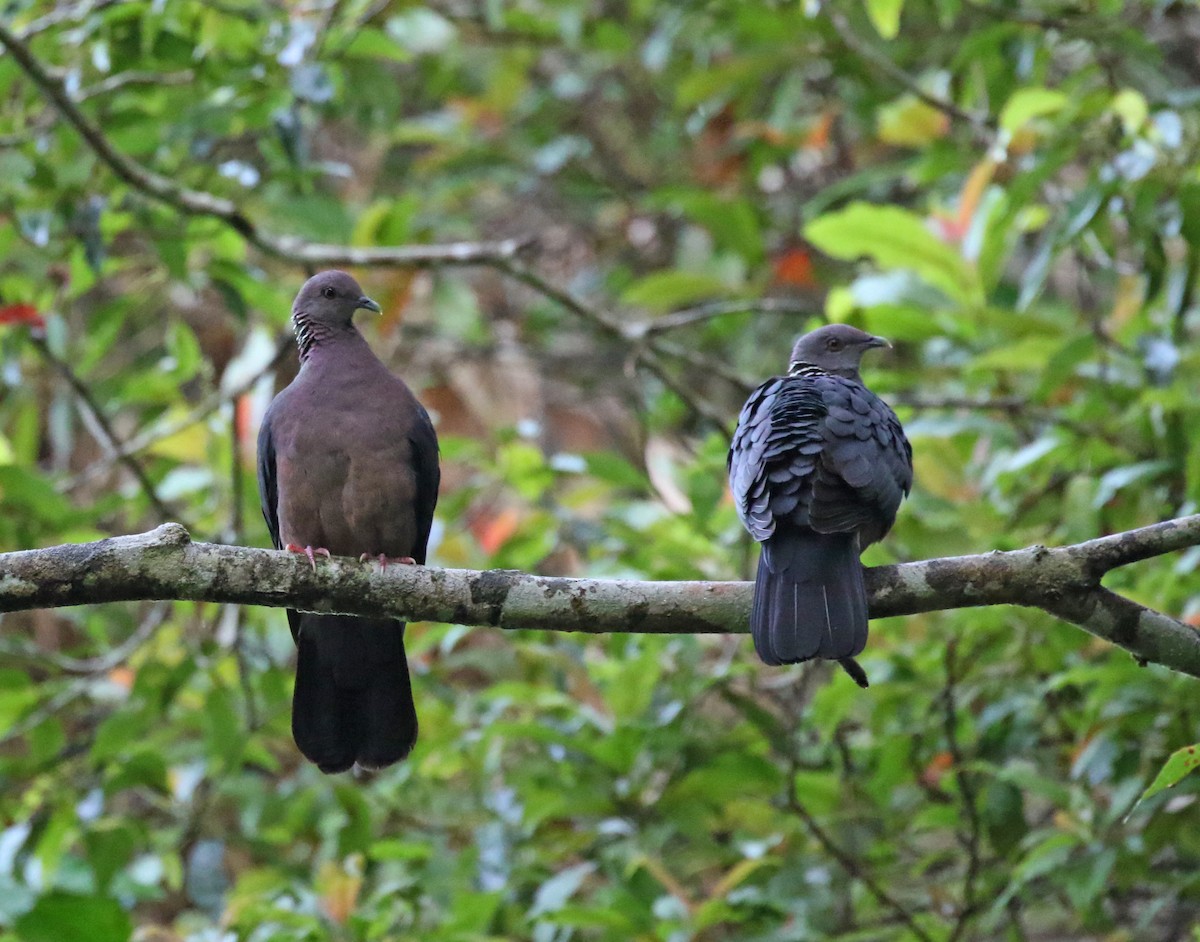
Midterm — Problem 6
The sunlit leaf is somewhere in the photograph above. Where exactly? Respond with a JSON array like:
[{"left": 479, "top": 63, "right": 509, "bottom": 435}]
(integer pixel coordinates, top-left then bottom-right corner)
[
  {"left": 806, "top": 202, "right": 983, "bottom": 306},
  {"left": 620, "top": 270, "right": 731, "bottom": 312},
  {"left": 866, "top": 0, "right": 904, "bottom": 39},
  {"left": 1132, "top": 743, "right": 1200, "bottom": 810},
  {"left": 999, "top": 87, "right": 1068, "bottom": 134}
]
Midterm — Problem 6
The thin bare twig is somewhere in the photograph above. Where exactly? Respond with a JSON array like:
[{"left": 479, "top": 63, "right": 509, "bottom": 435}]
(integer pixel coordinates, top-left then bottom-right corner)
[
  {"left": 498, "top": 258, "right": 735, "bottom": 428},
  {"left": 942, "top": 640, "right": 983, "bottom": 942},
  {"left": 633, "top": 297, "right": 817, "bottom": 337},
  {"left": 32, "top": 337, "right": 174, "bottom": 522},
  {"left": 0, "top": 22, "right": 534, "bottom": 270},
  {"left": 0, "top": 24, "right": 754, "bottom": 434},
  {"left": 78, "top": 70, "right": 195, "bottom": 100},
  {"left": 64, "top": 335, "right": 294, "bottom": 493},
  {"left": 824, "top": 9, "right": 992, "bottom": 137},
  {"left": 0, "top": 681, "right": 91, "bottom": 746},
  {"left": 894, "top": 394, "right": 1029, "bottom": 412},
  {"left": 14, "top": 0, "right": 121, "bottom": 37},
  {"left": 787, "top": 775, "right": 935, "bottom": 942},
  {"left": 0, "top": 601, "right": 169, "bottom": 676},
  {"left": 633, "top": 345, "right": 734, "bottom": 435}
]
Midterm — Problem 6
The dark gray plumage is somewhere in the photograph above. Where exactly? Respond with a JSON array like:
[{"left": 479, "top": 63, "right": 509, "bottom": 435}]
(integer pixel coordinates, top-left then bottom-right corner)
[
  {"left": 257, "top": 271, "right": 439, "bottom": 773},
  {"left": 728, "top": 324, "right": 912, "bottom": 684}
]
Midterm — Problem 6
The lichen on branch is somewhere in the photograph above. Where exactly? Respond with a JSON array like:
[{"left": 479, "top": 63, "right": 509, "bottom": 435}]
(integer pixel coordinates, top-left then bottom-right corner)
[{"left": 2, "top": 518, "right": 1198, "bottom": 677}]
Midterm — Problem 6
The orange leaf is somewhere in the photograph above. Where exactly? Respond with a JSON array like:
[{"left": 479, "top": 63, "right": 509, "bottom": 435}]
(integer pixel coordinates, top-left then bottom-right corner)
[
  {"left": 235, "top": 394, "right": 255, "bottom": 452},
  {"left": 471, "top": 505, "right": 520, "bottom": 555},
  {"left": 804, "top": 110, "right": 836, "bottom": 151},
  {"left": 922, "top": 750, "right": 954, "bottom": 786},
  {"left": 376, "top": 272, "right": 415, "bottom": 338},
  {"left": 317, "top": 859, "right": 362, "bottom": 925},
  {"left": 956, "top": 159, "right": 996, "bottom": 234},
  {"left": 772, "top": 247, "right": 815, "bottom": 288}
]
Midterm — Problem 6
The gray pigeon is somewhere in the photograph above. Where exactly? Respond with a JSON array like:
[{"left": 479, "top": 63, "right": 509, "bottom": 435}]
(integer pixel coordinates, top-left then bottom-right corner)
[
  {"left": 257, "top": 271, "right": 440, "bottom": 772},
  {"left": 727, "top": 324, "right": 912, "bottom": 685}
]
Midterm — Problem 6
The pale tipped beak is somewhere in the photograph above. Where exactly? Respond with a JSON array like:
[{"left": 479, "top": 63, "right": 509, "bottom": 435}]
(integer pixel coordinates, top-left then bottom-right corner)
[
  {"left": 356, "top": 295, "right": 382, "bottom": 313},
  {"left": 867, "top": 335, "right": 892, "bottom": 349}
]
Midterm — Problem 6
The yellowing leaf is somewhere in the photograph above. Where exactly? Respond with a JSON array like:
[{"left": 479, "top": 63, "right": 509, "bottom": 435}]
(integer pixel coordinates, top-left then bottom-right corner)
[
  {"left": 317, "top": 857, "right": 363, "bottom": 924},
  {"left": 877, "top": 95, "right": 949, "bottom": 147},
  {"left": 1109, "top": 88, "right": 1148, "bottom": 133},
  {"left": 1000, "top": 87, "right": 1068, "bottom": 135},
  {"left": 865, "top": 0, "right": 904, "bottom": 39}
]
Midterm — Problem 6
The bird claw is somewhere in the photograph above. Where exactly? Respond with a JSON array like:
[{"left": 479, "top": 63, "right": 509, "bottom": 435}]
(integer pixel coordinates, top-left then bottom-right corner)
[
  {"left": 358, "top": 553, "right": 417, "bottom": 570},
  {"left": 286, "top": 543, "right": 331, "bottom": 572}
]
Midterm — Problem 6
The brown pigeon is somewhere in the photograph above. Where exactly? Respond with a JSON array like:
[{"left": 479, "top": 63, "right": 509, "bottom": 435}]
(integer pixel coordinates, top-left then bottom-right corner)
[
  {"left": 257, "top": 271, "right": 440, "bottom": 772},
  {"left": 727, "top": 324, "right": 911, "bottom": 686}
]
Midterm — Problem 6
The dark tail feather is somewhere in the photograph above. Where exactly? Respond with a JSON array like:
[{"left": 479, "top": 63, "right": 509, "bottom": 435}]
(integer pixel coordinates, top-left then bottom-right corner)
[
  {"left": 292, "top": 614, "right": 418, "bottom": 774},
  {"left": 751, "top": 530, "right": 868, "bottom": 669}
]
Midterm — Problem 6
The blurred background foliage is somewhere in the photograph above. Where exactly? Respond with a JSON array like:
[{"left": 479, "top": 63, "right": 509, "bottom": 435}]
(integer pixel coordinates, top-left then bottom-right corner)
[{"left": 1, "top": 0, "right": 1199, "bottom": 939}]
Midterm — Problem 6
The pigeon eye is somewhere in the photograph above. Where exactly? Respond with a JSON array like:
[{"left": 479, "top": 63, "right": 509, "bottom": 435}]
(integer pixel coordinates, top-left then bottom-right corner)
[{"left": 322, "top": 286, "right": 336, "bottom": 300}]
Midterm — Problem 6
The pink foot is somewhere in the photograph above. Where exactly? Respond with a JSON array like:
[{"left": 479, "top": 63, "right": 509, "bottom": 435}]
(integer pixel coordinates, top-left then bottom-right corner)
[
  {"left": 286, "top": 543, "right": 331, "bottom": 572},
  {"left": 358, "top": 553, "right": 417, "bottom": 570}
]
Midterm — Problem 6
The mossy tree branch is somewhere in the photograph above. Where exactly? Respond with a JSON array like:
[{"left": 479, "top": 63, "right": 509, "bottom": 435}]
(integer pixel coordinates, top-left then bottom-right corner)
[{"left": 2, "top": 518, "right": 1198, "bottom": 677}]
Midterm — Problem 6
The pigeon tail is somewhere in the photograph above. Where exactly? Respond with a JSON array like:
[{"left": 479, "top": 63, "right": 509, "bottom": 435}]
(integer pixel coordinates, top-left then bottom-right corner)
[
  {"left": 292, "top": 614, "right": 418, "bottom": 773},
  {"left": 751, "top": 528, "right": 868, "bottom": 669}
]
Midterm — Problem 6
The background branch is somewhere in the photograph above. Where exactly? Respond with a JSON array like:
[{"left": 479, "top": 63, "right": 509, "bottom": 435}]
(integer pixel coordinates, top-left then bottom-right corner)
[
  {"left": 824, "top": 8, "right": 993, "bottom": 136},
  {"left": 0, "top": 23, "right": 758, "bottom": 429},
  {"left": 2, "top": 518, "right": 1198, "bottom": 676},
  {"left": 0, "top": 23, "right": 533, "bottom": 271},
  {"left": 31, "top": 336, "right": 173, "bottom": 522}
]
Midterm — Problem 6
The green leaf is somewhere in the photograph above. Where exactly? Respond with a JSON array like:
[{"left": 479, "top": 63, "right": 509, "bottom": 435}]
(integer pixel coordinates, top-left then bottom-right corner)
[
  {"left": 342, "top": 27, "right": 411, "bottom": 62},
  {"left": 970, "top": 336, "right": 1059, "bottom": 372},
  {"left": 805, "top": 202, "right": 982, "bottom": 306},
  {"left": 201, "top": 685, "right": 243, "bottom": 768},
  {"left": 982, "top": 781, "right": 1026, "bottom": 856},
  {"left": 620, "top": 270, "right": 730, "bottom": 313},
  {"left": 530, "top": 863, "right": 596, "bottom": 917},
  {"left": 0, "top": 670, "right": 38, "bottom": 732},
  {"left": 1109, "top": 88, "right": 1148, "bottom": 133},
  {"left": 993, "top": 831, "right": 1081, "bottom": 911},
  {"left": 84, "top": 822, "right": 137, "bottom": 893},
  {"left": 1092, "top": 460, "right": 1173, "bottom": 508},
  {"left": 1133, "top": 743, "right": 1200, "bottom": 809},
  {"left": 865, "top": 0, "right": 904, "bottom": 39},
  {"left": 1061, "top": 847, "right": 1116, "bottom": 910},
  {"left": 14, "top": 893, "right": 131, "bottom": 942},
  {"left": 165, "top": 321, "right": 202, "bottom": 383},
  {"left": 999, "top": 87, "right": 1068, "bottom": 134}
]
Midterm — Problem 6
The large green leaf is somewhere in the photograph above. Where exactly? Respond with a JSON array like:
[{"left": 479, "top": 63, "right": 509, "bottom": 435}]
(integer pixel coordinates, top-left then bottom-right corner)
[
  {"left": 805, "top": 202, "right": 983, "bottom": 306},
  {"left": 15, "top": 893, "right": 131, "bottom": 942},
  {"left": 620, "top": 270, "right": 731, "bottom": 312}
]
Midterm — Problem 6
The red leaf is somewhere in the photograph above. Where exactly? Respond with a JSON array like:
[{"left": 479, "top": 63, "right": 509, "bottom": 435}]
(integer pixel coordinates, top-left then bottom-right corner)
[
  {"left": 772, "top": 248, "right": 815, "bottom": 288},
  {"left": 0, "top": 303, "right": 45, "bottom": 330}
]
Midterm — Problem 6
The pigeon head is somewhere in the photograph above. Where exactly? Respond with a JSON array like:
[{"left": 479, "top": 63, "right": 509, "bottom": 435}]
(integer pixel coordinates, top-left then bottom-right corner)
[
  {"left": 789, "top": 324, "right": 890, "bottom": 378},
  {"left": 292, "top": 271, "right": 382, "bottom": 360},
  {"left": 293, "top": 271, "right": 381, "bottom": 326}
]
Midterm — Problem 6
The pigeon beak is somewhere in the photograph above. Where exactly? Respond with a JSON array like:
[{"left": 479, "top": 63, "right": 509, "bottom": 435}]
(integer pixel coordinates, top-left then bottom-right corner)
[
  {"left": 356, "top": 295, "right": 382, "bottom": 314},
  {"left": 866, "top": 335, "right": 892, "bottom": 349}
]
